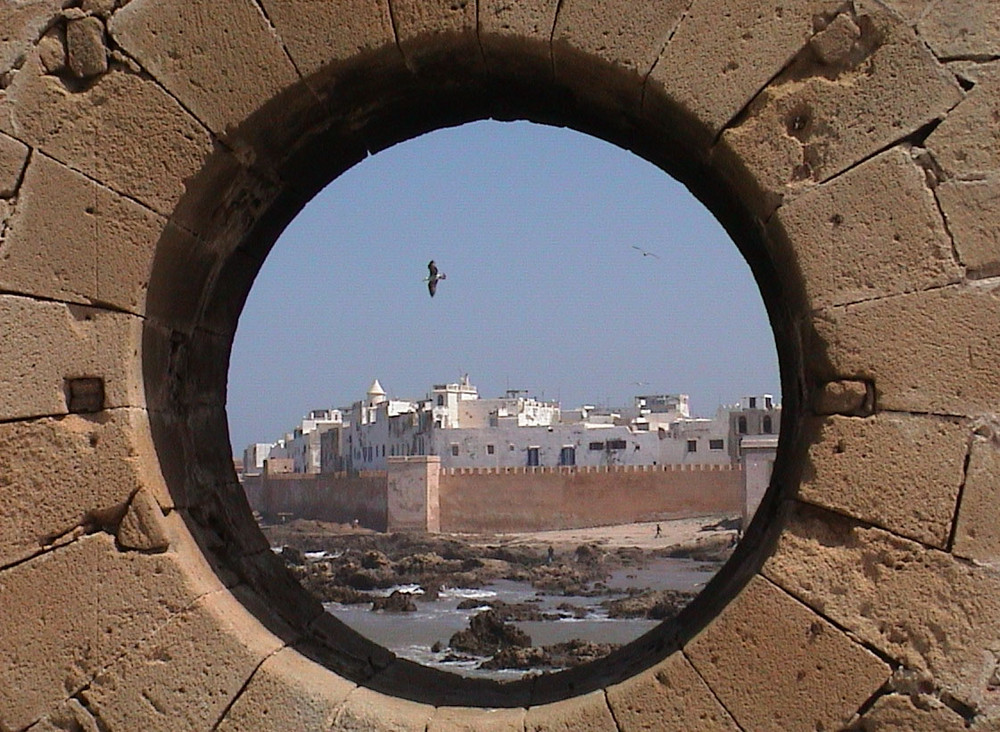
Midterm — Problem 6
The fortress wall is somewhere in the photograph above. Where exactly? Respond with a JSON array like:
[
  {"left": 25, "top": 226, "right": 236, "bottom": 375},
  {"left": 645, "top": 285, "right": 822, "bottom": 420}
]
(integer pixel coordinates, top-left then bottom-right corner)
[{"left": 243, "top": 472, "right": 388, "bottom": 531}]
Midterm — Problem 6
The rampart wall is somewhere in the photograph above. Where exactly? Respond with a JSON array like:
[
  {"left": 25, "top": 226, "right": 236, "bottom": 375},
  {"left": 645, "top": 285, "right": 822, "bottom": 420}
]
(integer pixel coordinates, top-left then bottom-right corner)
[{"left": 244, "top": 471, "right": 389, "bottom": 531}]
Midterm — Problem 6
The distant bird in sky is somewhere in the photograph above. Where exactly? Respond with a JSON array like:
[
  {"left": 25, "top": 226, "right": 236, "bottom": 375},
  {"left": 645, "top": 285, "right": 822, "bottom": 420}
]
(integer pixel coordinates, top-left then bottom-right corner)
[
  {"left": 632, "top": 245, "right": 660, "bottom": 259},
  {"left": 425, "top": 260, "right": 446, "bottom": 297}
]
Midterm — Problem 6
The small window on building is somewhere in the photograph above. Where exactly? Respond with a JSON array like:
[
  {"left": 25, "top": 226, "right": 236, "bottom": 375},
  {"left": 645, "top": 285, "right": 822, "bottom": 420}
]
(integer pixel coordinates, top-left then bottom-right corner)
[
  {"left": 686, "top": 439, "right": 698, "bottom": 453},
  {"left": 608, "top": 439, "right": 627, "bottom": 450},
  {"left": 487, "top": 444, "right": 495, "bottom": 455},
  {"left": 451, "top": 444, "right": 459, "bottom": 456},
  {"left": 636, "top": 422, "right": 650, "bottom": 431},
  {"left": 589, "top": 441, "right": 605, "bottom": 451},
  {"left": 738, "top": 416, "right": 748, "bottom": 434},
  {"left": 765, "top": 396, "right": 773, "bottom": 409},
  {"left": 509, "top": 444, "right": 515, "bottom": 451},
  {"left": 749, "top": 397, "right": 757, "bottom": 409},
  {"left": 527, "top": 447, "right": 540, "bottom": 466},
  {"left": 763, "top": 416, "right": 773, "bottom": 434},
  {"left": 559, "top": 446, "right": 576, "bottom": 466},
  {"left": 709, "top": 439, "right": 724, "bottom": 450},
  {"left": 437, "top": 395, "right": 444, "bottom": 406}
]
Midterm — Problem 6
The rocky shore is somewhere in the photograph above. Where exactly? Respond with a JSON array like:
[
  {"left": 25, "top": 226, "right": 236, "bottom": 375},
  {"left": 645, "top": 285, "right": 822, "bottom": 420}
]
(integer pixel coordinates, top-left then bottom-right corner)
[{"left": 264, "top": 517, "right": 738, "bottom": 673}]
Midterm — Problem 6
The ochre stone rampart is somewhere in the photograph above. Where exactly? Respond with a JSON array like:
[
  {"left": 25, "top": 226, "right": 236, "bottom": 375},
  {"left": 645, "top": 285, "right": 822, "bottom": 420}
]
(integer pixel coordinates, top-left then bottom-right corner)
[{"left": 1, "top": 0, "right": 998, "bottom": 729}]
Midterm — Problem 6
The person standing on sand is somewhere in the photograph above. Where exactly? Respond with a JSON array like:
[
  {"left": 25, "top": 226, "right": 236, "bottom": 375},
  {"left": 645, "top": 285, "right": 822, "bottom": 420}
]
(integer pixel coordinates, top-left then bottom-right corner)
[
  {"left": 547, "top": 546, "right": 555, "bottom": 564},
  {"left": 655, "top": 524, "right": 662, "bottom": 538}
]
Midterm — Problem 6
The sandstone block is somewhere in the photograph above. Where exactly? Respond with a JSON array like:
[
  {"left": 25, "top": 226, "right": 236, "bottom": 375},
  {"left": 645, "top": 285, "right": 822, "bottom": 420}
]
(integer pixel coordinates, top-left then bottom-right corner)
[
  {"left": 953, "top": 431, "right": 1000, "bottom": 564},
  {"left": 258, "top": 0, "right": 396, "bottom": 79},
  {"left": 66, "top": 16, "right": 108, "bottom": 78},
  {"left": 0, "top": 130, "right": 28, "bottom": 197},
  {"left": 0, "top": 55, "right": 213, "bottom": 216},
  {"left": 0, "top": 409, "right": 156, "bottom": 567},
  {"left": 936, "top": 174, "right": 1000, "bottom": 278},
  {"left": 814, "top": 379, "right": 872, "bottom": 416},
  {"left": 26, "top": 698, "right": 100, "bottom": 732},
  {"left": 926, "top": 62, "right": 1000, "bottom": 178},
  {"left": 428, "top": 705, "right": 526, "bottom": 731},
  {"left": 851, "top": 693, "right": 969, "bottom": 731},
  {"left": 917, "top": 1, "right": 1000, "bottom": 59},
  {"left": 798, "top": 415, "right": 968, "bottom": 547},
  {"left": 685, "top": 574, "right": 889, "bottom": 731},
  {"left": 331, "top": 685, "right": 435, "bottom": 730},
  {"left": 0, "top": 295, "right": 142, "bottom": 420},
  {"left": 720, "top": 2, "right": 962, "bottom": 216},
  {"left": 768, "top": 147, "right": 961, "bottom": 310},
  {"left": 525, "top": 690, "right": 617, "bottom": 731},
  {"left": 109, "top": 0, "right": 300, "bottom": 140},
  {"left": 0, "top": 153, "right": 164, "bottom": 313},
  {"left": 83, "top": 587, "right": 285, "bottom": 732},
  {"left": 82, "top": 0, "right": 117, "bottom": 18},
  {"left": 646, "top": 0, "right": 844, "bottom": 147},
  {"left": 807, "top": 284, "right": 1000, "bottom": 416},
  {"left": 390, "top": 0, "right": 481, "bottom": 74},
  {"left": 552, "top": 0, "right": 688, "bottom": 117},
  {"left": 37, "top": 24, "right": 67, "bottom": 74},
  {"left": 606, "top": 651, "right": 739, "bottom": 730},
  {"left": 0, "top": 534, "right": 204, "bottom": 731},
  {"left": 215, "top": 647, "right": 354, "bottom": 731},
  {"left": 764, "top": 502, "right": 1000, "bottom": 715}
]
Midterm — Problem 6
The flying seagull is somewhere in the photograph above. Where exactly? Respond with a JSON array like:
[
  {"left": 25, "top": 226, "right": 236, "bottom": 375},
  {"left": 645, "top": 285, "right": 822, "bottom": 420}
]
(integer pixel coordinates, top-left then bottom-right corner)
[
  {"left": 425, "top": 260, "right": 446, "bottom": 297},
  {"left": 632, "top": 245, "right": 660, "bottom": 259}
]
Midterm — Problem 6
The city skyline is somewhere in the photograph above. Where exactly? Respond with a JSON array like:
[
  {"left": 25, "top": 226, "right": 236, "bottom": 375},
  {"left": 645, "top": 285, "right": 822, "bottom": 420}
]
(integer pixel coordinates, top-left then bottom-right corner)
[{"left": 227, "top": 120, "right": 781, "bottom": 452}]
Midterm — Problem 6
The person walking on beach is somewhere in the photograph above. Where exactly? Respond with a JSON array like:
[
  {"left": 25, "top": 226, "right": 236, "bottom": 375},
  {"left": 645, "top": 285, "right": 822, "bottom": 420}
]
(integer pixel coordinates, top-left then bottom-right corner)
[{"left": 655, "top": 523, "right": 662, "bottom": 538}]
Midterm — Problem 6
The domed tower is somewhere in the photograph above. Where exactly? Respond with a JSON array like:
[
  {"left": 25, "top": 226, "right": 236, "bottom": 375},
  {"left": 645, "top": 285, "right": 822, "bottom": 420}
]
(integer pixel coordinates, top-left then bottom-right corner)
[{"left": 367, "top": 378, "right": 388, "bottom": 406}]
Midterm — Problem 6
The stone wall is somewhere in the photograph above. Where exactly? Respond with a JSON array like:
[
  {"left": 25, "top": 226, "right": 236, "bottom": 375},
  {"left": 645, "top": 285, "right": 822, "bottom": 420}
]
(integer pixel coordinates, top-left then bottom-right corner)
[
  {"left": 244, "top": 471, "right": 388, "bottom": 530},
  {"left": 439, "top": 464, "right": 741, "bottom": 532}
]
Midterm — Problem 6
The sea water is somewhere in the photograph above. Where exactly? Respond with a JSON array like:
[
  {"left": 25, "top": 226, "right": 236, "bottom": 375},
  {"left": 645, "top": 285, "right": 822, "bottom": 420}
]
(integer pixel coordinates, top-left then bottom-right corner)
[{"left": 323, "top": 556, "right": 715, "bottom": 679}]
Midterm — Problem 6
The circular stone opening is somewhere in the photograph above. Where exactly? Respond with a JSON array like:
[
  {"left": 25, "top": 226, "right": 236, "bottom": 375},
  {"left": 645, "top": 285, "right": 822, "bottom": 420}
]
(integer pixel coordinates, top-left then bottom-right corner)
[
  {"left": 228, "top": 119, "right": 783, "bottom": 680},
  {"left": 142, "top": 39, "right": 806, "bottom": 706}
]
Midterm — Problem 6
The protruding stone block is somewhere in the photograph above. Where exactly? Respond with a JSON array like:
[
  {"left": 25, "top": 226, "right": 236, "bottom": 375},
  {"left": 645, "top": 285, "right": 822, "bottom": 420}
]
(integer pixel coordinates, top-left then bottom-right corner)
[
  {"left": 66, "top": 16, "right": 108, "bottom": 78},
  {"left": 814, "top": 379, "right": 872, "bottom": 416},
  {"left": 118, "top": 486, "right": 169, "bottom": 551},
  {"left": 685, "top": 574, "right": 890, "bottom": 731},
  {"left": 606, "top": 651, "right": 739, "bottom": 730},
  {"left": 215, "top": 647, "right": 354, "bottom": 731},
  {"left": 769, "top": 147, "right": 961, "bottom": 310},
  {"left": 798, "top": 415, "right": 968, "bottom": 547},
  {"left": 764, "top": 502, "right": 1000, "bottom": 715}
]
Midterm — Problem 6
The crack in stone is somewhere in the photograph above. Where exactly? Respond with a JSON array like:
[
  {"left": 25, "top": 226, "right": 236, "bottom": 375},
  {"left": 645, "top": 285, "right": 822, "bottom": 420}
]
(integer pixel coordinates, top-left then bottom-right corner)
[
  {"left": 548, "top": 0, "right": 566, "bottom": 79},
  {"left": 209, "top": 644, "right": 288, "bottom": 731},
  {"left": 680, "top": 647, "right": 747, "bottom": 731},
  {"left": 638, "top": 0, "right": 697, "bottom": 116}
]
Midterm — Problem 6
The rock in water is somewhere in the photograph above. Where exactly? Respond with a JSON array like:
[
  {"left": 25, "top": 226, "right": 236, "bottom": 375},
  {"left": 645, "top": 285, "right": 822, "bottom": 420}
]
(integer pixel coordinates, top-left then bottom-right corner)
[{"left": 449, "top": 610, "right": 531, "bottom": 655}]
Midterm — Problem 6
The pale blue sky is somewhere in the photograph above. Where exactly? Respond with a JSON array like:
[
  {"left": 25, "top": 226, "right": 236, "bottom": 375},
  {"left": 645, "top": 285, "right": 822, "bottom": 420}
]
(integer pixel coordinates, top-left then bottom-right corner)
[{"left": 227, "top": 121, "right": 780, "bottom": 451}]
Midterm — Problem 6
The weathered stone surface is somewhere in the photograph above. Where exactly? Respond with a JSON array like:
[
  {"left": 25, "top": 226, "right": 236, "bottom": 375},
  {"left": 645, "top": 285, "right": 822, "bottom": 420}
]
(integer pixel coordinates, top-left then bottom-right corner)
[
  {"left": 769, "top": 147, "right": 961, "bottom": 310},
  {"left": 83, "top": 587, "right": 286, "bottom": 732},
  {"left": 721, "top": 2, "right": 963, "bottom": 215},
  {"left": 553, "top": 0, "right": 688, "bottom": 117},
  {"left": 0, "top": 410, "right": 153, "bottom": 567},
  {"left": 82, "top": 0, "right": 117, "bottom": 17},
  {"left": 66, "top": 16, "right": 107, "bottom": 78},
  {"left": 258, "top": 0, "right": 396, "bottom": 78},
  {"left": 0, "top": 55, "right": 213, "bottom": 216},
  {"left": 37, "top": 24, "right": 66, "bottom": 75},
  {"left": 0, "top": 153, "right": 163, "bottom": 313},
  {"left": 0, "top": 0, "right": 65, "bottom": 77},
  {"left": 390, "top": 0, "right": 483, "bottom": 73},
  {"left": 926, "top": 62, "right": 1000, "bottom": 178},
  {"left": 764, "top": 503, "right": 1000, "bottom": 715},
  {"left": 26, "top": 698, "right": 101, "bottom": 732},
  {"left": 428, "top": 705, "right": 526, "bottom": 731},
  {"left": 685, "top": 575, "right": 889, "bottom": 731},
  {"left": 0, "top": 534, "right": 204, "bottom": 732},
  {"left": 0, "top": 130, "right": 28, "bottom": 197},
  {"left": 953, "top": 430, "right": 1000, "bottom": 564},
  {"left": 525, "top": 690, "right": 617, "bottom": 731},
  {"left": 936, "top": 174, "right": 1000, "bottom": 278},
  {"left": 917, "top": 1, "right": 1000, "bottom": 59},
  {"left": 647, "top": 0, "right": 844, "bottom": 145},
  {"left": 797, "top": 415, "right": 968, "bottom": 548},
  {"left": 807, "top": 284, "right": 1000, "bottom": 416},
  {"left": 851, "top": 692, "right": 969, "bottom": 731},
  {"left": 117, "top": 486, "right": 169, "bottom": 551},
  {"left": 331, "top": 685, "right": 435, "bottom": 730},
  {"left": 109, "top": 0, "right": 300, "bottom": 138},
  {"left": 215, "top": 647, "right": 354, "bottom": 731},
  {"left": 606, "top": 651, "right": 739, "bottom": 730},
  {"left": 814, "top": 379, "right": 872, "bottom": 416},
  {"left": 0, "top": 295, "right": 142, "bottom": 420}
]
